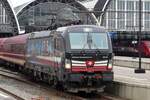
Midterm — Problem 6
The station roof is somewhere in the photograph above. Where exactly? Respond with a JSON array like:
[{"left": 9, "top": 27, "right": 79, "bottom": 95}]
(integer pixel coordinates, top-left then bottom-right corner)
[
  {"left": 14, "top": 0, "right": 99, "bottom": 33},
  {"left": 14, "top": 0, "right": 35, "bottom": 15},
  {"left": 77, "top": 0, "right": 111, "bottom": 21},
  {"left": 77, "top": 0, "right": 110, "bottom": 14},
  {"left": 14, "top": 0, "right": 98, "bottom": 18},
  {"left": 78, "top": 0, "right": 98, "bottom": 10},
  {"left": 94, "top": 0, "right": 111, "bottom": 17}
]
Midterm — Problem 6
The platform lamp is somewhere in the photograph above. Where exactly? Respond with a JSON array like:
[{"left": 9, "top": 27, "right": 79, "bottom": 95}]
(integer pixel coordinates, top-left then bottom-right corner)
[{"left": 134, "top": 0, "right": 145, "bottom": 73}]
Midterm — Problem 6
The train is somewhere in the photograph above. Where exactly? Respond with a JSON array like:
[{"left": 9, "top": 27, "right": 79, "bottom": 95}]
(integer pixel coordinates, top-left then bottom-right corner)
[
  {"left": 0, "top": 25, "right": 113, "bottom": 93},
  {"left": 109, "top": 32, "right": 150, "bottom": 57}
]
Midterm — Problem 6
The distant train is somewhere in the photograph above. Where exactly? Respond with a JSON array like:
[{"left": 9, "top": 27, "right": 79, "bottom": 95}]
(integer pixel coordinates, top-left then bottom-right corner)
[
  {"left": 0, "top": 25, "right": 113, "bottom": 93},
  {"left": 109, "top": 32, "right": 150, "bottom": 57}
]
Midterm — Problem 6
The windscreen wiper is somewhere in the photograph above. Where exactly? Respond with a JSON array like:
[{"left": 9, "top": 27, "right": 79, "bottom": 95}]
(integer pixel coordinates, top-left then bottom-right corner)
[
  {"left": 87, "top": 33, "right": 92, "bottom": 49},
  {"left": 81, "top": 33, "right": 101, "bottom": 54},
  {"left": 80, "top": 33, "right": 92, "bottom": 52}
]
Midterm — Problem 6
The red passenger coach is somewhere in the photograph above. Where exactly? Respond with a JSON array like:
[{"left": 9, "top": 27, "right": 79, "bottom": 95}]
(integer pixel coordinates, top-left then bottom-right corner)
[
  {"left": 141, "top": 41, "right": 150, "bottom": 57},
  {"left": 0, "top": 34, "right": 29, "bottom": 66},
  {"left": 0, "top": 38, "right": 7, "bottom": 52},
  {"left": 0, "top": 25, "right": 113, "bottom": 93}
]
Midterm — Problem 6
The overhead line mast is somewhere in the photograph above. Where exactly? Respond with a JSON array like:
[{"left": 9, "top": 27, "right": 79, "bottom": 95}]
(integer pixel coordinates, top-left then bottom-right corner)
[{"left": 135, "top": 0, "right": 145, "bottom": 73}]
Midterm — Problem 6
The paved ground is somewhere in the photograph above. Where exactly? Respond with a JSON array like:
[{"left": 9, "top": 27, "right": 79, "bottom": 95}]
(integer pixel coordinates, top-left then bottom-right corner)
[{"left": 114, "top": 66, "right": 150, "bottom": 86}]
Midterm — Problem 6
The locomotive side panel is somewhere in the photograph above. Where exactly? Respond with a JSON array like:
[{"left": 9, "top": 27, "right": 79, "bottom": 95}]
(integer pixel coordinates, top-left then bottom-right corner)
[
  {"left": 26, "top": 37, "right": 55, "bottom": 74},
  {"left": 26, "top": 32, "right": 66, "bottom": 82}
]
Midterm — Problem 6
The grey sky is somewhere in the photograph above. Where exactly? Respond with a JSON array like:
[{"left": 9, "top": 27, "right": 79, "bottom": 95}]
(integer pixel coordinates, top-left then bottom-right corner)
[{"left": 11, "top": 0, "right": 31, "bottom": 7}]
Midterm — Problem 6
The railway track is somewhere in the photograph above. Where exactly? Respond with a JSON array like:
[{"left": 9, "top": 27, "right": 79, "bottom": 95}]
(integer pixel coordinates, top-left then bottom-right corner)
[
  {"left": 0, "top": 67, "right": 125, "bottom": 100},
  {"left": 0, "top": 67, "right": 84, "bottom": 100},
  {"left": 74, "top": 92, "right": 125, "bottom": 100},
  {"left": 0, "top": 87, "right": 24, "bottom": 100}
]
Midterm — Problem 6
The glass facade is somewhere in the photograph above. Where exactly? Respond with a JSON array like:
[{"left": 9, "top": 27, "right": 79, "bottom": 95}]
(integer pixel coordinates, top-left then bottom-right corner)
[
  {"left": 17, "top": 1, "right": 97, "bottom": 32},
  {"left": 0, "top": 1, "right": 12, "bottom": 33},
  {"left": 101, "top": 0, "right": 150, "bottom": 31},
  {"left": 0, "top": 0, "right": 18, "bottom": 37},
  {"left": 144, "top": 1, "right": 150, "bottom": 29}
]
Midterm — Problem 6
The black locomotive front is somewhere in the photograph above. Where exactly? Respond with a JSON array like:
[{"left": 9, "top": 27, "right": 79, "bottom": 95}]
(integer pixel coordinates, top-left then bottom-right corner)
[{"left": 59, "top": 25, "right": 113, "bottom": 93}]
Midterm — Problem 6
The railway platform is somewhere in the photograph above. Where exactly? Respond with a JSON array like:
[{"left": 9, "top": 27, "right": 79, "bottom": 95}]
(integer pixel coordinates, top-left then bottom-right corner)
[
  {"left": 109, "top": 65, "right": 150, "bottom": 100},
  {"left": 114, "top": 56, "right": 150, "bottom": 69}
]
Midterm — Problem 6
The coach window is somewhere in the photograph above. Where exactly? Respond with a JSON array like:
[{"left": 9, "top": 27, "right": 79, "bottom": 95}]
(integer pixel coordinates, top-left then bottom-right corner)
[
  {"left": 7, "top": 44, "right": 11, "bottom": 53},
  {"left": 19, "top": 44, "right": 24, "bottom": 54},
  {"left": 11, "top": 44, "right": 15, "bottom": 53}
]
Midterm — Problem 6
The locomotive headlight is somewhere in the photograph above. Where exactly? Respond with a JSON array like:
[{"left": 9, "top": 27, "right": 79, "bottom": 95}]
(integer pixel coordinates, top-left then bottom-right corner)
[
  {"left": 65, "top": 59, "right": 71, "bottom": 69},
  {"left": 108, "top": 63, "right": 112, "bottom": 70},
  {"left": 108, "top": 60, "right": 113, "bottom": 70}
]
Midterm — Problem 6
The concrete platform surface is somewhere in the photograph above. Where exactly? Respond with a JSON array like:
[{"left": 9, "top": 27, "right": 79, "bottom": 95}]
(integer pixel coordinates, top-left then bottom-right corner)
[
  {"left": 107, "top": 66, "right": 150, "bottom": 100},
  {"left": 114, "top": 56, "right": 150, "bottom": 70},
  {"left": 114, "top": 66, "right": 150, "bottom": 87},
  {"left": 114, "top": 56, "right": 150, "bottom": 63}
]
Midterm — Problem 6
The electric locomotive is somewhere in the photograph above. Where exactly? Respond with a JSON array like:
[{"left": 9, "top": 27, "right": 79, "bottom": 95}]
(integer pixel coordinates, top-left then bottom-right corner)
[{"left": 0, "top": 25, "right": 113, "bottom": 93}]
